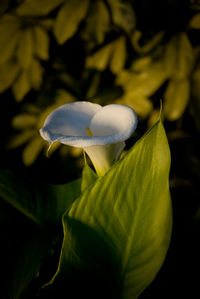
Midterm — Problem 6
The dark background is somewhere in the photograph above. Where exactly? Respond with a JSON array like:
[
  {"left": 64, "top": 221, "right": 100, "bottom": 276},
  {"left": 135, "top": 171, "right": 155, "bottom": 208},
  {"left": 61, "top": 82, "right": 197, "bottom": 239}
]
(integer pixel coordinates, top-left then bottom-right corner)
[{"left": 0, "top": 0, "right": 200, "bottom": 298}]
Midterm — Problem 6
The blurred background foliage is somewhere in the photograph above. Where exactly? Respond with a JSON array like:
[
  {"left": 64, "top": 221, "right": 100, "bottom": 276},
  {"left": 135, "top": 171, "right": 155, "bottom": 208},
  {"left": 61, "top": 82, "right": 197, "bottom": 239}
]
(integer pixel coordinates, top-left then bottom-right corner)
[{"left": 0, "top": 0, "right": 200, "bottom": 298}]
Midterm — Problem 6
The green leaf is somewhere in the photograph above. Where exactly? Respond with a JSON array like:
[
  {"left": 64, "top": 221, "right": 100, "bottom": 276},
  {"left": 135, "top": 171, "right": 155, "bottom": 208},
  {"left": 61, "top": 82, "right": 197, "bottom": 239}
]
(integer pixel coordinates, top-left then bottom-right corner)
[
  {"left": 131, "top": 30, "right": 164, "bottom": 54},
  {"left": 0, "top": 170, "right": 81, "bottom": 227},
  {"left": 164, "top": 33, "right": 194, "bottom": 79},
  {"left": 16, "top": 0, "right": 64, "bottom": 16},
  {"left": 116, "top": 62, "right": 168, "bottom": 97},
  {"left": 116, "top": 94, "right": 153, "bottom": 119},
  {"left": 189, "top": 13, "right": 200, "bottom": 29},
  {"left": 83, "top": 0, "right": 110, "bottom": 45},
  {"left": 28, "top": 58, "right": 44, "bottom": 90},
  {"left": 17, "top": 28, "right": 34, "bottom": 69},
  {"left": 81, "top": 158, "right": 97, "bottom": 192},
  {"left": 86, "top": 42, "right": 114, "bottom": 71},
  {"left": 164, "top": 78, "right": 190, "bottom": 121},
  {"left": 0, "top": 14, "right": 21, "bottom": 65},
  {"left": 33, "top": 26, "right": 49, "bottom": 60},
  {"left": 22, "top": 135, "right": 44, "bottom": 165},
  {"left": 54, "top": 0, "right": 89, "bottom": 44},
  {"left": 110, "top": 36, "right": 126, "bottom": 74},
  {"left": 12, "top": 70, "right": 31, "bottom": 102},
  {"left": 6, "top": 129, "right": 35, "bottom": 149},
  {"left": 52, "top": 121, "right": 172, "bottom": 298},
  {"left": 107, "top": 0, "right": 136, "bottom": 33},
  {"left": 0, "top": 60, "right": 20, "bottom": 93},
  {"left": 11, "top": 113, "right": 37, "bottom": 129}
]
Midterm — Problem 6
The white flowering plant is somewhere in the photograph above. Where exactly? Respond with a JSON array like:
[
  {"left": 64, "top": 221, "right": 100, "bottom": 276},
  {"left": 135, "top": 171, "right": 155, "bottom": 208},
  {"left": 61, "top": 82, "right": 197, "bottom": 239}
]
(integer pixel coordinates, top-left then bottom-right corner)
[{"left": 0, "top": 101, "right": 172, "bottom": 299}]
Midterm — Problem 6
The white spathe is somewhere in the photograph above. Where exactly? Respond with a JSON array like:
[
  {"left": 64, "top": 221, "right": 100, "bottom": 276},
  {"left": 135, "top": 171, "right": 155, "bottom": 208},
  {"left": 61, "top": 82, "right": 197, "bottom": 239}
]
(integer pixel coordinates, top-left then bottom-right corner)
[{"left": 40, "top": 101, "right": 138, "bottom": 176}]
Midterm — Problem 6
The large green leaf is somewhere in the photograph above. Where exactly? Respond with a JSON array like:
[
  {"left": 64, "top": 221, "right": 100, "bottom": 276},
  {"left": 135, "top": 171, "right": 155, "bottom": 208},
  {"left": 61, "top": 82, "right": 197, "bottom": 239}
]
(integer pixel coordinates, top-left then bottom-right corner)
[
  {"left": 81, "top": 158, "right": 97, "bottom": 192},
  {"left": 0, "top": 170, "right": 81, "bottom": 227},
  {"left": 50, "top": 120, "right": 172, "bottom": 298}
]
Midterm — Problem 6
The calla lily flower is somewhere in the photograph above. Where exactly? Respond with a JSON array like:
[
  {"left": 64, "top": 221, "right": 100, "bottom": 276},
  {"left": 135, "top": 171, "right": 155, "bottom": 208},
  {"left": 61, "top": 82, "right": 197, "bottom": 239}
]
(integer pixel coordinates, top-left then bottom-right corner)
[{"left": 40, "top": 101, "right": 137, "bottom": 176}]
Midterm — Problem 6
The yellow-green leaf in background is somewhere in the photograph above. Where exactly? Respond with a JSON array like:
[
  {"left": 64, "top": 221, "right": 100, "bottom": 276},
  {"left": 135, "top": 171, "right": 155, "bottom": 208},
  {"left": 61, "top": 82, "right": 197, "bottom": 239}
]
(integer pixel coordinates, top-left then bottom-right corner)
[
  {"left": 131, "top": 56, "right": 152, "bottom": 71},
  {"left": 163, "top": 33, "right": 194, "bottom": 79},
  {"left": 131, "top": 30, "right": 164, "bottom": 54},
  {"left": 11, "top": 114, "right": 37, "bottom": 129},
  {"left": 54, "top": 0, "right": 90, "bottom": 44},
  {"left": 28, "top": 58, "right": 44, "bottom": 90},
  {"left": 189, "top": 13, "right": 200, "bottom": 29},
  {"left": 33, "top": 26, "right": 49, "bottom": 60},
  {"left": 39, "top": 18, "right": 54, "bottom": 30},
  {"left": 17, "top": 29, "right": 34, "bottom": 69},
  {"left": 0, "top": 0, "right": 10, "bottom": 15},
  {"left": 191, "top": 63, "right": 200, "bottom": 131},
  {"left": 107, "top": 0, "right": 136, "bottom": 33},
  {"left": 22, "top": 136, "right": 44, "bottom": 166},
  {"left": 116, "top": 62, "right": 168, "bottom": 97},
  {"left": 6, "top": 130, "right": 35, "bottom": 149},
  {"left": 0, "top": 60, "right": 20, "bottom": 93},
  {"left": 116, "top": 93, "right": 153, "bottom": 118},
  {"left": 110, "top": 36, "right": 126, "bottom": 74},
  {"left": 86, "top": 42, "right": 113, "bottom": 71},
  {"left": 12, "top": 70, "right": 31, "bottom": 102},
  {"left": 83, "top": 0, "right": 110, "bottom": 45},
  {"left": 0, "top": 14, "right": 21, "bottom": 65},
  {"left": 164, "top": 78, "right": 190, "bottom": 121},
  {"left": 16, "top": 0, "right": 64, "bottom": 16}
]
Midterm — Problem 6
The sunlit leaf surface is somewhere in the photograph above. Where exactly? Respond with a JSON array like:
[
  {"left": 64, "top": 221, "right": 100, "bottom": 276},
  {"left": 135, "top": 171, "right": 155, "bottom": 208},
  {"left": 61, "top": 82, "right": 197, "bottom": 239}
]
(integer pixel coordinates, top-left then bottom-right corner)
[{"left": 52, "top": 121, "right": 172, "bottom": 299}]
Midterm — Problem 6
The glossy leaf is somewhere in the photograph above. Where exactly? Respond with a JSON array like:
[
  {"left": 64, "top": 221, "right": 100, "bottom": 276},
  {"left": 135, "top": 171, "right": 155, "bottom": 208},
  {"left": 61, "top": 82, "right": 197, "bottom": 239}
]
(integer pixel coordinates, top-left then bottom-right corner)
[
  {"left": 116, "top": 62, "right": 168, "bottom": 97},
  {"left": 86, "top": 43, "right": 113, "bottom": 71},
  {"left": 0, "top": 61, "right": 20, "bottom": 93},
  {"left": 6, "top": 129, "right": 35, "bottom": 149},
  {"left": 164, "top": 78, "right": 190, "bottom": 121},
  {"left": 52, "top": 121, "right": 172, "bottom": 299},
  {"left": 28, "top": 58, "right": 44, "bottom": 90},
  {"left": 81, "top": 158, "right": 97, "bottom": 192},
  {"left": 33, "top": 26, "right": 49, "bottom": 60},
  {"left": 11, "top": 113, "right": 37, "bottom": 129},
  {"left": 164, "top": 33, "right": 194, "bottom": 79},
  {"left": 116, "top": 94, "right": 153, "bottom": 118},
  {"left": 107, "top": 0, "right": 136, "bottom": 33},
  {"left": 12, "top": 70, "right": 31, "bottom": 102},
  {"left": 110, "top": 36, "right": 126, "bottom": 74},
  {"left": 54, "top": 0, "right": 89, "bottom": 44},
  {"left": 0, "top": 14, "right": 21, "bottom": 65},
  {"left": 0, "top": 170, "right": 81, "bottom": 226},
  {"left": 22, "top": 136, "right": 44, "bottom": 166},
  {"left": 84, "top": 0, "right": 110, "bottom": 45},
  {"left": 17, "top": 29, "right": 34, "bottom": 69},
  {"left": 131, "top": 31, "right": 164, "bottom": 54},
  {"left": 16, "top": 0, "right": 64, "bottom": 16},
  {"left": 189, "top": 13, "right": 200, "bottom": 29}
]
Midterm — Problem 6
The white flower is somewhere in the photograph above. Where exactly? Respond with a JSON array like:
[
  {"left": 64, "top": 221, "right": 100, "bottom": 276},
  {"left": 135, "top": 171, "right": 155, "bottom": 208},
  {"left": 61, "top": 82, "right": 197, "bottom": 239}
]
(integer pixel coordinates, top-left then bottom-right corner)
[{"left": 40, "top": 101, "right": 137, "bottom": 176}]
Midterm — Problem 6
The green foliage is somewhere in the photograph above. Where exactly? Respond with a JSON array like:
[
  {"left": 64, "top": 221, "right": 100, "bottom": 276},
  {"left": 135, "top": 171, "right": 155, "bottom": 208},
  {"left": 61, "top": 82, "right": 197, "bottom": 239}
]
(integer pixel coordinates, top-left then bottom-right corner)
[
  {"left": 54, "top": 0, "right": 90, "bottom": 44},
  {"left": 16, "top": 0, "right": 64, "bottom": 16},
  {"left": 0, "top": 120, "right": 172, "bottom": 298},
  {"left": 46, "top": 121, "right": 172, "bottom": 299},
  {"left": 0, "top": 170, "right": 81, "bottom": 226},
  {"left": 81, "top": 157, "right": 97, "bottom": 192}
]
